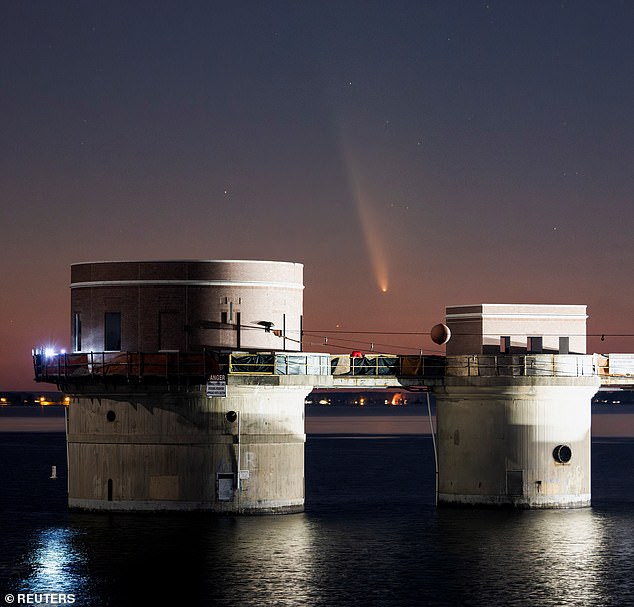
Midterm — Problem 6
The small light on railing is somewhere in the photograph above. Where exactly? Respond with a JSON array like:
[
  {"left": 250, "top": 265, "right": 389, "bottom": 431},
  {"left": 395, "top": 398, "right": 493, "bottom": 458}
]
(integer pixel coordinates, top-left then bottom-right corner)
[
  {"left": 44, "top": 348, "right": 56, "bottom": 358},
  {"left": 60, "top": 349, "right": 66, "bottom": 355}
]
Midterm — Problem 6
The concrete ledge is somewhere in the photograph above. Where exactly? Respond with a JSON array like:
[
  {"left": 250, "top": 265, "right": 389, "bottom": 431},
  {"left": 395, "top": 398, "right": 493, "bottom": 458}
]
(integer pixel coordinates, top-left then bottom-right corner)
[
  {"left": 438, "top": 493, "right": 592, "bottom": 509},
  {"left": 440, "top": 376, "right": 601, "bottom": 390},
  {"left": 228, "top": 375, "right": 332, "bottom": 387},
  {"left": 68, "top": 497, "right": 304, "bottom": 514},
  {"left": 67, "top": 433, "right": 306, "bottom": 445}
]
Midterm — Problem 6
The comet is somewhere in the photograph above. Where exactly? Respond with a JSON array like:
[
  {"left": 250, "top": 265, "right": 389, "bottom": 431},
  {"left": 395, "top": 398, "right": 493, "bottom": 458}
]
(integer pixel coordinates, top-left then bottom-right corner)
[
  {"left": 345, "top": 160, "right": 390, "bottom": 294},
  {"left": 355, "top": 189, "right": 389, "bottom": 293}
]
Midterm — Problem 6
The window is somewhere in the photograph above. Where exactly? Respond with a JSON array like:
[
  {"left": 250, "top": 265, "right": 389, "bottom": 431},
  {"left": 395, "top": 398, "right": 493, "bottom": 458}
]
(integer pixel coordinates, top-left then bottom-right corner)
[
  {"left": 73, "top": 313, "right": 82, "bottom": 352},
  {"left": 559, "top": 337, "right": 570, "bottom": 354},
  {"left": 499, "top": 336, "right": 511, "bottom": 354},
  {"left": 221, "top": 305, "right": 235, "bottom": 324},
  {"left": 104, "top": 312, "right": 121, "bottom": 351},
  {"left": 527, "top": 336, "right": 543, "bottom": 354}
]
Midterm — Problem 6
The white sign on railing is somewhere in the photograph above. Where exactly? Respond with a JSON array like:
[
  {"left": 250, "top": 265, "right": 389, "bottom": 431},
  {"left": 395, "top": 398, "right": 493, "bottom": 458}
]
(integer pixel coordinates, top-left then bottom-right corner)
[{"left": 206, "top": 374, "right": 227, "bottom": 397}]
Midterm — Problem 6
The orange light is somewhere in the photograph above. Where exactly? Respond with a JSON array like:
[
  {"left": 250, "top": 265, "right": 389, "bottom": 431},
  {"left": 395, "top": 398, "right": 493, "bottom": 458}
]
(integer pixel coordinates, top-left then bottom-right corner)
[{"left": 391, "top": 393, "right": 403, "bottom": 406}]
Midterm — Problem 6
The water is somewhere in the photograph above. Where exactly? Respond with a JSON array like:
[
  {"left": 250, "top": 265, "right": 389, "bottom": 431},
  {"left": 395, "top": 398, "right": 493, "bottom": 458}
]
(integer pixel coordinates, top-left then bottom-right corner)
[{"left": 1, "top": 421, "right": 634, "bottom": 605}]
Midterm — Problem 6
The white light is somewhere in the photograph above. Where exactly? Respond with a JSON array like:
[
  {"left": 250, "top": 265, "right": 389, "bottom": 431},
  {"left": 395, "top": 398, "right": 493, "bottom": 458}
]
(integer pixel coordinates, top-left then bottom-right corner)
[
  {"left": 60, "top": 349, "right": 66, "bottom": 355},
  {"left": 44, "top": 348, "right": 56, "bottom": 358}
]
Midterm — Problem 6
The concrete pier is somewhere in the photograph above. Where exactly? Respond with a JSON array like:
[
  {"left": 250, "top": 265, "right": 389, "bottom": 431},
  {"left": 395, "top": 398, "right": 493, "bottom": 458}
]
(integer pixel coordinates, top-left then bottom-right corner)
[
  {"left": 66, "top": 377, "right": 314, "bottom": 513},
  {"left": 435, "top": 301, "right": 602, "bottom": 508},
  {"left": 435, "top": 364, "right": 601, "bottom": 508},
  {"left": 43, "top": 259, "right": 327, "bottom": 513},
  {"left": 35, "top": 274, "right": 632, "bottom": 513}
]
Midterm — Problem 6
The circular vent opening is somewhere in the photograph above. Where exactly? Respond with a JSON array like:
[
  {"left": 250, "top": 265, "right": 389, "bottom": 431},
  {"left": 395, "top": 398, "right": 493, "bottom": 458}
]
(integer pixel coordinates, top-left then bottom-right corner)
[{"left": 553, "top": 444, "right": 572, "bottom": 464}]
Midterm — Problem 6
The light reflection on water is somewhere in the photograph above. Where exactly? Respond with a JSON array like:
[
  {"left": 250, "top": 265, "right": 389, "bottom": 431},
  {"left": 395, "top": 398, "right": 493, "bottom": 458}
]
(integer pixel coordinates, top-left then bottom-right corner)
[
  {"left": 19, "top": 527, "right": 87, "bottom": 595},
  {"left": 434, "top": 508, "right": 622, "bottom": 607},
  {"left": 12, "top": 503, "right": 634, "bottom": 606},
  {"left": 3, "top": 433, "right": 634, "bottom": 606}
]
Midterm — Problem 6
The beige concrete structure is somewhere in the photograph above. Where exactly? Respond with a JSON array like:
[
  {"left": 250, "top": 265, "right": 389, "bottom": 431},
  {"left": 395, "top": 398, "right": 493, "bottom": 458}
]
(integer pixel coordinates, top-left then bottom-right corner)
[
  {"left": 66, "top": 377, "right": 313, "bottom": 513},
  {"left": 36, "top": 279, "right": 616, "bottom": 512},
  {"left": 435, "top": 304, "right": 600, "bottom": 508},
  {"left": 58, "top": 260, "right": 319, "bottom": 513},
  {"left": 445, "top": 304, "right": 587, "bottom": 356},
  {"left": 435, "top": 361, "right": 600, "bottom": 508}
]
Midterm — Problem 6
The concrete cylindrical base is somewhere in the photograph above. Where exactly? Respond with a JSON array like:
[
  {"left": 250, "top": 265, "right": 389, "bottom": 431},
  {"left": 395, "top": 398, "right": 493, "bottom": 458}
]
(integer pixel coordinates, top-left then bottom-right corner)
[
  {"left": 66, "top": 381, "right": 309, "bottom": 513},
  {"left": 434, "top": 376, "right": 601, "bottom": 508}
]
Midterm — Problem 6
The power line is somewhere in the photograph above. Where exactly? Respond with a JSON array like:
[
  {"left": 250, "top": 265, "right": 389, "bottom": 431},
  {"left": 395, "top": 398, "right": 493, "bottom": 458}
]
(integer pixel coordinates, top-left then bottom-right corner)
[
  {"left": 301, "top": 328, "right": 634, "bottom": 354},
  {"left": 301, "top": 332, "right": 443, "bottom": 354},
  {"left": 304, "top": 329, "right": 634, "bottom": 338}
]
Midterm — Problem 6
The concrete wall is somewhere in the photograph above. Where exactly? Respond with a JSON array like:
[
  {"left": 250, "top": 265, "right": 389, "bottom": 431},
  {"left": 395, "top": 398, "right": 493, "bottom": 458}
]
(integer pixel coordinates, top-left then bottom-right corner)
[
  {"left": 446, "top": 304, "right": 587, "bottom": 355},
  {"left": 66, "top": 379, "right": 310, "bottom": 512},
  {"left": 70, "top": 260, "right": 304, "bottom": 353},
  {"left": 434, "top": 370, "right": 600, "bottom": 508}
]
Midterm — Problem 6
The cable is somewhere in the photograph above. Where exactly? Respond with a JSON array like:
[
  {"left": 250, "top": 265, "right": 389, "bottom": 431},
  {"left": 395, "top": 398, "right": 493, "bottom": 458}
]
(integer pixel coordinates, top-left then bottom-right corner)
[
  {"left": 304, "top": 329, "right": 634, "bottom": 337},
  {"left": 304, "top": 330, "right": 430, "bottom": 335},
  {"left": 303, "top": 328, "right": 634, "bottom": 353},
  {"left": 302, "top": 335, "right": 441, "bottom": 355}
]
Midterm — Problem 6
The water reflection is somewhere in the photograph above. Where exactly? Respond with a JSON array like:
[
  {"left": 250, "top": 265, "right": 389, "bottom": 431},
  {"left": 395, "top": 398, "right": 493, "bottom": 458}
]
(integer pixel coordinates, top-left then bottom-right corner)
[
  {"left": 436, "top": 507, "right": 628, "bottom": 606},
  {"left": 33, "top": 512, "right": 322, "bottom": 606},
  {"left": 4, "top": 434, "right": 634, "bottom": 607},
  {"left": 13, "top": 507, "right": 634, "bottom": 607},
  {"left": 200, "top": 514, "right": 320, "bottom": 605},
  {"left": 20, "top": 527, "right": 87, "bottom": 595}
]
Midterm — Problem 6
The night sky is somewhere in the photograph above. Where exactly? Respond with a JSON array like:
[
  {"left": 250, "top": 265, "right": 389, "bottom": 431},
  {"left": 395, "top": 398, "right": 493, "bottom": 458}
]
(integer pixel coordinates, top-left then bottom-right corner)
[{"left": 1, "top": 1, "right": 633, "bottom": 390}]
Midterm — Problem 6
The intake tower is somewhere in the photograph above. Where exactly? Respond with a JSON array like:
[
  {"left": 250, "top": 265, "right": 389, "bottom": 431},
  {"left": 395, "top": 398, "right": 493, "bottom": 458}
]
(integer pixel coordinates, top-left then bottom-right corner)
[
  {"left": 37, "top": 260, "right": 328, "bottom": 513},
  {"left": 434, "top": 304, "right": 601, "bottom": 508}
]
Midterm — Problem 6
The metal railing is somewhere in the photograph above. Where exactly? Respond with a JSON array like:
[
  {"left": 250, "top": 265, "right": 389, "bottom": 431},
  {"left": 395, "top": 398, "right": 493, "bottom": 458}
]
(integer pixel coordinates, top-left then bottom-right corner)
[
  {"left": 227, "top": 352, "right": 330, "bottom": 375},
  {"left": 330, "top": 354, "right": 446, "bottom": 377},
  {"left": 33, "top": 350, "right": 223, "bottom": 383},
  {"left": 33, "top": 350, "right": 447, "bottom": 384},
  {"left": 35, "top": 350, "right": 629, "bottom": 386},
  {"left": 445, "top": 354, "right": 599, "bottom": 378},
  {"left": 597, "top": 353, "right": 634, "bottom": 377}
]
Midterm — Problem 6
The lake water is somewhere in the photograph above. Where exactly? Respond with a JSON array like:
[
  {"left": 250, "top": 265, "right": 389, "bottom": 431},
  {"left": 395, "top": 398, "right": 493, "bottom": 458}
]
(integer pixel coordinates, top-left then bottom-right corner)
[{"left": 1, "top": 407, "right": 634, "bottom": 606}]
